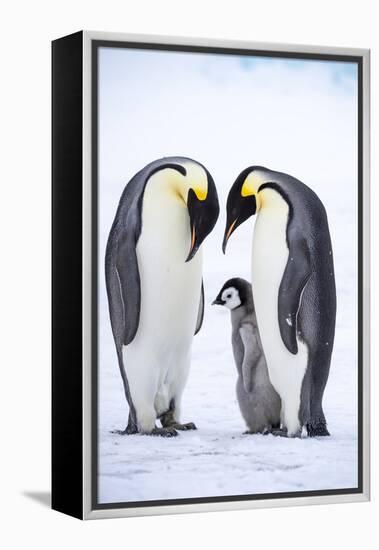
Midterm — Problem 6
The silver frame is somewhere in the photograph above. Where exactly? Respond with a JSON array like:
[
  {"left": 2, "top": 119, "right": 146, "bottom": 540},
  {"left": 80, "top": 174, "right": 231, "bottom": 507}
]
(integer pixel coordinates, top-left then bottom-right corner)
[{"left": 82, "top": 30, "right": 370, "bottom": 520}]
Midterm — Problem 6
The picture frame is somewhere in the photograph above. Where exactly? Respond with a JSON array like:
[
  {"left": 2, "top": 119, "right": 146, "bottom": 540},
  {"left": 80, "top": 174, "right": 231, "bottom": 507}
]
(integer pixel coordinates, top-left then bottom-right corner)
[{"left": 52, "top": 30, "right": 370, "bottom": 520}]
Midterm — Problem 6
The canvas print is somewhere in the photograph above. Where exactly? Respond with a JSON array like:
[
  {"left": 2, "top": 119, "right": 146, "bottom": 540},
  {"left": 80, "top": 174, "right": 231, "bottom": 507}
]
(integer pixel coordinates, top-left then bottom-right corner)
[{"left": 95, "top": 44, "right": 359, "bottom": 506}]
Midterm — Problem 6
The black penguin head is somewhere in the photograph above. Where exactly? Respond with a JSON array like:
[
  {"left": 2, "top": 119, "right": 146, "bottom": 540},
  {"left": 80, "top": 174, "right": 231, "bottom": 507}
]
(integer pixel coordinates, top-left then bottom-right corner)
[
  {"left": 212, "top": 277, "right": 251, "bottom": 310},
  {"left": 142, "top": 158, "right": 219, "bottom": 263},
  {"left": 186, "top": 170, "right": 220, "bottom": 262},
  {"left": 223, "top": 166, "right": 270, "bottom": 253}
]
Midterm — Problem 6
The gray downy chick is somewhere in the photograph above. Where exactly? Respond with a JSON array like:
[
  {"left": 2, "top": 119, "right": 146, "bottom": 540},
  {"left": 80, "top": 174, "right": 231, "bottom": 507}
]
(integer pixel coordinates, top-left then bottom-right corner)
[{"left": 213, "top": 278, "right": 281, "bottom": 434}]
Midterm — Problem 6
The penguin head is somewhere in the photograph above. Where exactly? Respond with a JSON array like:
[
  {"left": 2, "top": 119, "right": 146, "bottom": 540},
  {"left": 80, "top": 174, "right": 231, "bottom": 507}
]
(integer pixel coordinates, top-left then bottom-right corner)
[
  {"left": 181, "top": 162, "right": 220, "bottom": 262},
  {"left": 145, "top": 158, "right": 219, "bottom": 262},
  {"left": 212, "top": 277, "right": 251, "bottom": 310},
  {"left": 222, "top": 166, "right": 271, "bottom": 253}
]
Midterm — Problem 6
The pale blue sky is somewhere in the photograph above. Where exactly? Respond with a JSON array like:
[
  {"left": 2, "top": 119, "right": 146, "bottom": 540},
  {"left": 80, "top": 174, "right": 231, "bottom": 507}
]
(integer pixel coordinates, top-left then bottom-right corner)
[{"left": 99, "top": 47, "right": 357, "bottom": 99}]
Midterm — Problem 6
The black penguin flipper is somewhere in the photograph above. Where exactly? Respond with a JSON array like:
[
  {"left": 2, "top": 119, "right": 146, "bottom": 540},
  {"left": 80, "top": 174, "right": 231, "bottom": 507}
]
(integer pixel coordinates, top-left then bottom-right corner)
[
  {"left": 115, "top": 234, "right": 141, "bottom": 346},
  {"left": 105, "top": 158, "right": 195, "bottom": 348},
  {"left": 194, "top": 280, "right": 204, "bottom": 335},
  {"left": 105, "top": 226, "right": 141, "bottom": 349},
  {"left": 278, "top": 237, "right": 311, "bottom": 354}
]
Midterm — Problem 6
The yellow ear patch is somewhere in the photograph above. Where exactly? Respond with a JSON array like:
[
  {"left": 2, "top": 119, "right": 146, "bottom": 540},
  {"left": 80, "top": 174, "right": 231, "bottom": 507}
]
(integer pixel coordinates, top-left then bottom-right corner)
[
  {"left": 241, "top": 172, "right": 262, "bottom": 197},
  {"left": 241, "top": 180, "right": 254, "bottom": 197},
  {"left": 193, "top": 187, "right": 207, "bottom": 201},
  {"left": 175, "top": 161, "right": 208, "bottom": 202}
]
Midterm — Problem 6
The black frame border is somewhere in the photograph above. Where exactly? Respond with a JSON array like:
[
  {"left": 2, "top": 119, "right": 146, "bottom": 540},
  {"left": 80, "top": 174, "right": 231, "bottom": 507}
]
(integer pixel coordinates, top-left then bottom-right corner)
[
  {"left": 52, "top": 31, "right": 84, "bottom": 519},
  {"left": 91, "top": 39, "right": 364, "bottom": 511}
]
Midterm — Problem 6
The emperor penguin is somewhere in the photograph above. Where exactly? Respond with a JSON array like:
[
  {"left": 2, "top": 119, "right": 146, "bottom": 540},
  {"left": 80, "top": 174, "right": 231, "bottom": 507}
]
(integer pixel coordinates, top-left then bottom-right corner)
[
  {"left": 212, "top": 278, "right": 281, "bottom": 434},
  {"left": 106, "top": 157, "right": 219, "bottom": 437},
  {"left": 222, "top": 166, "right": 336, "bottom": 438}
]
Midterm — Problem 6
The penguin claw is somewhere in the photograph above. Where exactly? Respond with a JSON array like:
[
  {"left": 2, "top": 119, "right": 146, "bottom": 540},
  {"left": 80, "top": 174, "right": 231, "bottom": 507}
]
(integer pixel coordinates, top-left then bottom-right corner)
[
  {"left": 110, "top": 425, "right": 138, "bottom": 435},
  {"left": 151, "top": 427, "right": 179, "bottom": 437},
  {"left": 268, "top": 427, "right": 289, "bottom": 438},
  {"left": 173, "top": 422, "right": 197, "bottom": 431}
]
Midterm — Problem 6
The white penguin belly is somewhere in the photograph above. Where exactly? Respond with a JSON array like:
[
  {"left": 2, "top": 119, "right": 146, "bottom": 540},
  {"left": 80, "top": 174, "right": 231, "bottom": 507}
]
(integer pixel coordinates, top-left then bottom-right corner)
[
  {"left": 251, "top": 190, "right": 308, "bottom": 435},
  {"left": 122, "top": 182, "right": 202, "bottom": 429}
]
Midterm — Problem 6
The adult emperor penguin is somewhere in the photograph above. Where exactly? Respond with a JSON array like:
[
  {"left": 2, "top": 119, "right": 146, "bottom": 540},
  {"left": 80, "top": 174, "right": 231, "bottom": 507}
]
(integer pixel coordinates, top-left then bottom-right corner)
[
  {"left": 222, "top": 166, "right": 336, "bottom": 437},
  {"left": 105, "top": 157, "right": 219, "bottom": 437}
]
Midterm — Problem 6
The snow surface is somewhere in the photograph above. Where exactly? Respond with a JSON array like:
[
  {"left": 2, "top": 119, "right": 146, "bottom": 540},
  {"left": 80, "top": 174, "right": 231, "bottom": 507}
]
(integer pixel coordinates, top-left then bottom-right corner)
[{"left": 97, "top": 48, "right": 358, "bottom": 503}]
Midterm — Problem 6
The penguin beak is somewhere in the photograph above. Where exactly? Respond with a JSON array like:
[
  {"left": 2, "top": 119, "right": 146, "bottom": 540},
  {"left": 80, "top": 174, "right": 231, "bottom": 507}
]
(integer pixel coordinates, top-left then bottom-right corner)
[
  {"left": 185, "top": 225, "right": 199, "bottom": 262},
  {"left": 222, "top": 187, "right": 257, "bottom": 253},
  {"left": 212, "top": 289, "right": 225, "bottom": 305},
  {"left": 185, "top": 185, "right": 220, "bottom": 263},
  {"left": 222, "top": 218, "right": 238, "bottom": 254}
]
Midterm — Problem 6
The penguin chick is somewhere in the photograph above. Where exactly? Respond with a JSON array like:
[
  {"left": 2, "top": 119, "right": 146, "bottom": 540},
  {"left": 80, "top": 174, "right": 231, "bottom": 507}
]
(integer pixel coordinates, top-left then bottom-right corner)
[{"left": 212, "top": 278, "right": 281, "bottom": 434}]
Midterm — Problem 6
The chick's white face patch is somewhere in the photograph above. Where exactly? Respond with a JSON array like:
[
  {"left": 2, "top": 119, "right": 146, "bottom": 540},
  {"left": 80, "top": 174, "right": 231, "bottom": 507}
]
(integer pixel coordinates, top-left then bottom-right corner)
[{"left": 221, "top": 287, "right": 241, "bottom": 310}]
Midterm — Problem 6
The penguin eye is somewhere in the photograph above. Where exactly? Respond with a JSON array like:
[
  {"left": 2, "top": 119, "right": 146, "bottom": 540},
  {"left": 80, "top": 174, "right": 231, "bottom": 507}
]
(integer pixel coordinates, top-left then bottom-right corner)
[{"left": 227, "top": 293, "right": 232, "bottom": 299}]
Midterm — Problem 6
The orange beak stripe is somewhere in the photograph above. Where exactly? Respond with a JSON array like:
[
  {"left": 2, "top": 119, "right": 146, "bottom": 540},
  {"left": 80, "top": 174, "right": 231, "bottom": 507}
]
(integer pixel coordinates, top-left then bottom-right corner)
[
  {"left": 190, "top": 225, "right": 196, "bottom": 252},
  {"left": 226, "top": 219, "right": 237, "bottom": 242}
]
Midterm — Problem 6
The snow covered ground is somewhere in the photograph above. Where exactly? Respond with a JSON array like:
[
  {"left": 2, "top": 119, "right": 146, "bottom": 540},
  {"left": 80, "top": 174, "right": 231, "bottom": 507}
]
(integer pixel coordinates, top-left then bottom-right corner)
[{"left": 97, "top": 47, "right": 358, "bottom": 503}]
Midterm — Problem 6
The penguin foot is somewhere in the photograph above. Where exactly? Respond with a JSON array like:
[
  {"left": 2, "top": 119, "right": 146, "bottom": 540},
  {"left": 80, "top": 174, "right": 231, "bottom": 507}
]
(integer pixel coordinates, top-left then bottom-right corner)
[
  {"left": 269, "top": 427, "right": 289, "bottom": 437},
  {"left": 160, "top": 406, "right": 197, "bottom": 431},
  {"left": 267, "top": 427, "right": 304, "bottom": 438},
  {"left": 245, "top": 425, "right": 280, "bottom": 435},
  {"left": 110, "top": 424, "right": 138, "bottom": 435},
  {"left": 170, "top": 422, "right": 197, "bottom": 431},
  {"left": 150, "top": 427, "right": 179, "bottom": 437},
  {"left": 307, "top": 422, "right": 330, "bottom": 437}
]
